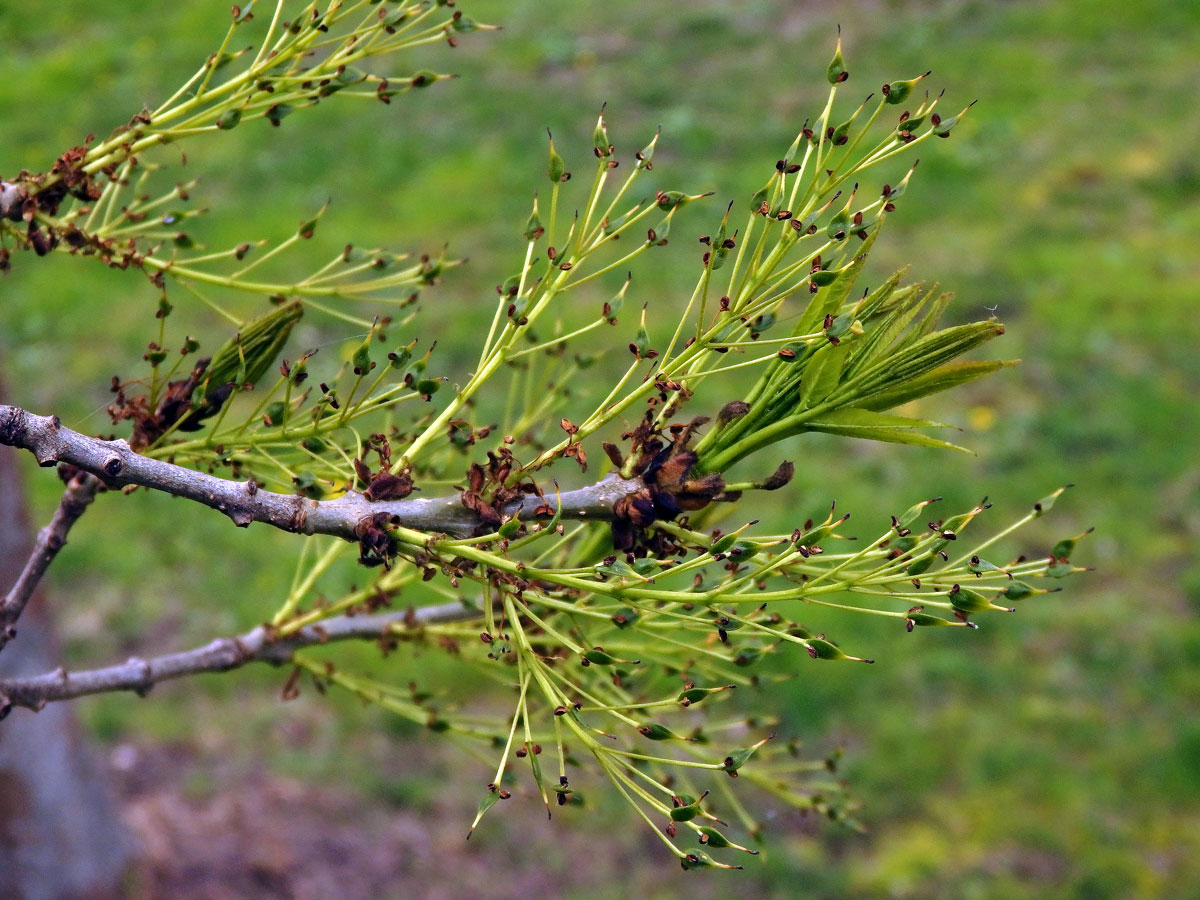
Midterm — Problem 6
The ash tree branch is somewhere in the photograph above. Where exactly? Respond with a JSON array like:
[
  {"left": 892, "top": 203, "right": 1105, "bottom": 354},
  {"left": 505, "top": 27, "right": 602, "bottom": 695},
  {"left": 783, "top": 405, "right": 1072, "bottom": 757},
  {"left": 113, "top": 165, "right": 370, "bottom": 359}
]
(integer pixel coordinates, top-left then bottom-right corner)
[
  {"left": 0, "top": 469, "right": 100, "bottom": 652},
  {"left": 0, "top": 600, "right": 480, "bottom": 718},
  {"left": 0, "top": 404, "right": 641, "bottom": 540}
]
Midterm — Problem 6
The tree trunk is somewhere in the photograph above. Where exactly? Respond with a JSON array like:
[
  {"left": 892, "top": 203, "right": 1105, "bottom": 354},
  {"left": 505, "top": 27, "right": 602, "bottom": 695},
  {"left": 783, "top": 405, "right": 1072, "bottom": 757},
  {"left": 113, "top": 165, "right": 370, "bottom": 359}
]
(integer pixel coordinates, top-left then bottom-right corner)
[{"left": 0, "top": 376, "right": 132, "bottom": 900}]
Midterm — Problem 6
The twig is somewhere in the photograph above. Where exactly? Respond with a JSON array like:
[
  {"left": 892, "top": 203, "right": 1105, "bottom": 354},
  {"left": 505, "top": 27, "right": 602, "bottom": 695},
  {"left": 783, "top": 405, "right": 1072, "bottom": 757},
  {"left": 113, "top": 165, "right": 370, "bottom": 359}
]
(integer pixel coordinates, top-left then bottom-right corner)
[
  {"left": 0, "top": 404, "right": 641, "bottom": 539},
  {"left": 0, "top": 470, "right": 100, "bottom": 652},
  {"left": 0, "top": 600, "right": 479, "bottom": 718}
]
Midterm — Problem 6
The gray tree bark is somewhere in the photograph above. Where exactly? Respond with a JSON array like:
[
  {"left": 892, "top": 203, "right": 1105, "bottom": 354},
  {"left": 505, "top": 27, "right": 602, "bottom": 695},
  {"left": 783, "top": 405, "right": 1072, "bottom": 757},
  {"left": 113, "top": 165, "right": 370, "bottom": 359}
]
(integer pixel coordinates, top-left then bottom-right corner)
[{"left": 0, "top": 376, "right": 132, "bottom": 900}]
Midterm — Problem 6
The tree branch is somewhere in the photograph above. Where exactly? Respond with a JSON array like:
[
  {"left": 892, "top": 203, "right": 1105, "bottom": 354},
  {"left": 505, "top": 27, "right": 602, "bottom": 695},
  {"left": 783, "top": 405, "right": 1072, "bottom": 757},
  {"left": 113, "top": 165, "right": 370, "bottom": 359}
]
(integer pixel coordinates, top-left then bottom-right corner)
[
  {"left": 0, "top": 600, "right": 480, "bottom": 718},
  {"left": 0, "top": 470, "right": 100, "bottom": 652},
  {"left": 0, "top": 404, "right": 641, "bottom": 540}
]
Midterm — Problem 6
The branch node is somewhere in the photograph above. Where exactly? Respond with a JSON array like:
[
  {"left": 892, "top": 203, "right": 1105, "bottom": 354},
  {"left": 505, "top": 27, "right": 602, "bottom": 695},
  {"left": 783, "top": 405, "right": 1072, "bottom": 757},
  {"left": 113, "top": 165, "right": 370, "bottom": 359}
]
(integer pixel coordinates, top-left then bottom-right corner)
[
  {"left": 0, "top": 406, "right": 21, "bottom": 446},
  {"left": 127, "top": 657, "right": 154, "bottom": 696},
  {"left": 102, "top": 455, "right": 124, "bottom": 478},
  {"left": 231, "top": 637, "right": 251, "bottom": 664}
]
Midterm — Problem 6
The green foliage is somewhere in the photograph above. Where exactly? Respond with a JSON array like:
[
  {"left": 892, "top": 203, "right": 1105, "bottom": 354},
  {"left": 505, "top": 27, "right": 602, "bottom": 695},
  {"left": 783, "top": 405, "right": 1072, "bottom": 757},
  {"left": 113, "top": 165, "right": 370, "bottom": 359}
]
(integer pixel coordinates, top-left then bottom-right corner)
[
  {"left": 23, "top": 0, "right": 1195, "bottom": 897},
  {"left": 3, "top": 0, "right": 1065, "bottom": 867}
]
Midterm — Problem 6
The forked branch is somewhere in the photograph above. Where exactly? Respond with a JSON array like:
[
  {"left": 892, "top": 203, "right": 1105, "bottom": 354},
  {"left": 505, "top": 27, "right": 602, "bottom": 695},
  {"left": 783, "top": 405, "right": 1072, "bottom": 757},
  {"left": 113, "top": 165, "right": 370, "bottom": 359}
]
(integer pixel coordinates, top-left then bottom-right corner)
[{"left": 0, "top": 469, "right": 100, "bottom": 650}]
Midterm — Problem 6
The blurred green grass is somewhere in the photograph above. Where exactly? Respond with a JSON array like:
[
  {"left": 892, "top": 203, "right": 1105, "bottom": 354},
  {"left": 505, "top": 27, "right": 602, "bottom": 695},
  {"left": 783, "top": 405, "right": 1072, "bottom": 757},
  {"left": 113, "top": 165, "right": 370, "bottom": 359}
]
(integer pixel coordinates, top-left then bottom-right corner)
[{"left": 1, "top": 1, "right": 1197, "bottom": 897}]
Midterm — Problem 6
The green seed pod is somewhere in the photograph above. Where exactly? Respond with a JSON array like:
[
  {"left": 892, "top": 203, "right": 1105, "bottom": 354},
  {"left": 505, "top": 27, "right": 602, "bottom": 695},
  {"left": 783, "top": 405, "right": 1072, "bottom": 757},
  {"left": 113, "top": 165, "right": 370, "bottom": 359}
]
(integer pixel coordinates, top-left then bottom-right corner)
[
  {"left": 709, "top": 534, "right": 738, "bottom": 555},
  {"left": 409, "top": 70, "right": 441, "bottom": 89},
  {"left": 933, "top": 114, "right": 958, "bottom": 137},
  {"left": 336, "top": 66, "right": 368, "bottom": 86},
  {"left": 907, "top": 612, "right": 951, "bottom": 627},
  {"left": 805, "top": 638, "right": 849, "bottom": 660},
  {"left": 698, "top": 826, "right": 758, "bottom": 854},
  {"left": 906, "top": 556, "right": 935, "bottom": 577},
  {"left": 595, "top": 559, "right": 634, "bottom": 578},
  {"left": 266, "top": 103, "right": 293, "bottom": 126},
  {"left": 610, "top": 608, "right": 638, "bottom": 628},
  {"left": 714, "top": 615, "right": 744, "bottom": 632},
  {"left": 1052, "top": 537, "right": 1076, "bottom": 559},
  {"left": 262, "top": 401, "right": 287, "bottom": 426},
  {"left": 352, "top": 338, "right": 373, "bottom": 375},
  {"left": 826, "top": 33, "right": 848, "bottom": 84},
  {"left": 777, "top": 342, "right": 803, "bottom": 362},
  {"left": 507, "top": 295, "right": 530, "bottom": 320},
  {"left": 828, "top": 117, "right": 852, "bottom": 145},
  {"left": 967, "top": 556, "right": 1008, "bottom": 577},
  {"left": 897, "top": 497, "right": 941, "bottom": 528},
  {"left": 678, "top": 684, "right": 733, "bottom": 707},
  {"left": 655, "top": 191, "right": 690, "bottom": 211},
  {"left": 1032, "top": 485, "right": 1071, "bottom": 517},
  {"left": 882, "top": 71, "right": 929, "bottom": 106},
  {"left": 794, "top": 514, "right": 846, "bottom": 547},
  {"left": 1047, "top": 561, "right": 1075, "bottom": 578},
  {"left": 722, "top": 734, "right": 770, "bottom": 775},
  {"left": 669, "top": 793, "right": 706, "bottom": 822},
  {"left": 932, "top": 102, "right": 976, "bottom": 137},
  {"left": 753, "top": 312, "right": 782, "bottom": 336},
  {"left": 604, "top": 282, "right": 627, "bottom": 323},
  {"left": 296, "top": 212, "right": 321, "bottom": 240},
  {"left": 826, "top": 210, "right": 851, "bottom": 240},
  {"left": 647, "top": 214, "right": 671, "bottom": 245},
  {"left": 728, "top": 540, "right": 759, "bottom": 560},
  {"left": 631, "top": 557, "right": 658, "bottom": 576},
  {"left": 547, "top": 133, "right": 566, "bottom": 183},
  {"left": 215, "top": 107, "right": 242, "bottom": 130},
  {"left": 414, "top": 378, "right": 441, "bottom": 398},
  {"left": 523, "top": 203, "right": 543, "bottom": 241},
  {"left": 387, "top": 345, "right": 413, "bottom": 371},
  {"left": 1002, "top": 581, "right": 1036, "bottom": 601},
  {"left": 593, "top": 113, "right": 611, "bottom": 158},
  {"left": 633, "top": 324, "right": 651, "bottom": 356},
  {"left": 949, "top": 587, "right": 996, "bottom": 614},
  {"left": 581, "top": 647, "right": 615, "bottom": 666},
  {"left": 635, "top": 129, "right": 660, "bottom": 170},
  {"left": 637, "top": 722, "right": 680, "bottom": 741},
  {"left": 825, "top": 313, "right": 854, "bottom": 338}
]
